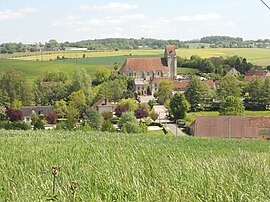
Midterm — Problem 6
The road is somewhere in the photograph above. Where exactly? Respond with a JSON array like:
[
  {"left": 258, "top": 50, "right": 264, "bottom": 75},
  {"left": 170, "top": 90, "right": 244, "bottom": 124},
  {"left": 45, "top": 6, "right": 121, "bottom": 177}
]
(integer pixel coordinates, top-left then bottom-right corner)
[{"left": 153, "top": 105, "right": 186, "bottom": 136}]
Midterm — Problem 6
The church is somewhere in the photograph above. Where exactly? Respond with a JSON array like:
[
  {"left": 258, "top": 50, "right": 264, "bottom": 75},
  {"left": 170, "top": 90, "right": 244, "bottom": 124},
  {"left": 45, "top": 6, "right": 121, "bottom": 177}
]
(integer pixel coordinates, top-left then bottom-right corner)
[{"left": 118, "top": 45, "right": 177, "bottom": 95}]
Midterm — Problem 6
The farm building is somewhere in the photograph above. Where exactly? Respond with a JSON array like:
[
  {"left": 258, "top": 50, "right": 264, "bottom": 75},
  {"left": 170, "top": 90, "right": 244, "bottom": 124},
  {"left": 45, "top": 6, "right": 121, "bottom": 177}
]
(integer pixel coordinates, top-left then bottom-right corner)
[{"left": 190, "top": 116, "right": 270, "bottom": 139}]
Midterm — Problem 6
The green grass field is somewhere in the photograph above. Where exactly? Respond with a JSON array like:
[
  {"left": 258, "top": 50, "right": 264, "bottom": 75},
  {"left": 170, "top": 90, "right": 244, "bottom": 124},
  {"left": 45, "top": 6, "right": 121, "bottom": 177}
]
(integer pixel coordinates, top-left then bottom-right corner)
[
  {"left": 177, "top": 67, "right": 200, "bottom": 74},
  {"left": 1, "top": 48, "right": 270, "bottom": 81},
  {"left": 1, "top": 130, "right": 270, "bottom": 201}
]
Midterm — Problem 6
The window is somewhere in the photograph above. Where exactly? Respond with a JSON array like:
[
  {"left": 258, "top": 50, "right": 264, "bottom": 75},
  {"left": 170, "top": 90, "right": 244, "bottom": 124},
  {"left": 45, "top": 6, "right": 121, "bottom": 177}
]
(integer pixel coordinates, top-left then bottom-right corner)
[
  {"left": 147, "top": 72, "right": 150, "bottom": 76},
  {"left": 157, "top": 72, "right": 160, "bottom": 76}
]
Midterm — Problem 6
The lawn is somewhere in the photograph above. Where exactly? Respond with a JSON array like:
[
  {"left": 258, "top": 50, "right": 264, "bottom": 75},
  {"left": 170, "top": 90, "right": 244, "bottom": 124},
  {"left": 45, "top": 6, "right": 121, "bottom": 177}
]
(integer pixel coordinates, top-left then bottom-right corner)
[
  {"left": 184, "top": 110, "right": 270, "bottom": 125},
  {"left": 1, "top": 130, "right": 270, "bottom": 201},
  {"left": 177, "top": 67, "right": 200, "bottom": 75}
]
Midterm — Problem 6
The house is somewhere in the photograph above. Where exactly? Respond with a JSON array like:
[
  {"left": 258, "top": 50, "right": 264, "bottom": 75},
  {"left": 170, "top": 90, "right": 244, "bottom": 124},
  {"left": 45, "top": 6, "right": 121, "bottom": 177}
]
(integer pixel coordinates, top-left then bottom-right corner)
[
  {"left": 224, "top": 67, "right": 240, "bottom": 75},
  {"left": 118, "top": 45, "right": 177, "bottom": 95},
  {"left": 190, "top": 116, "right": 270, "bottom": 139},
  {"left": 21, "top": 106, "right": 53, "bottom": 123},
  {"left": 244, "top": 69, "right": 270, "bottom": 82},
  {"left": 92, "top": 98, "right": 116, "bottom": 114}
]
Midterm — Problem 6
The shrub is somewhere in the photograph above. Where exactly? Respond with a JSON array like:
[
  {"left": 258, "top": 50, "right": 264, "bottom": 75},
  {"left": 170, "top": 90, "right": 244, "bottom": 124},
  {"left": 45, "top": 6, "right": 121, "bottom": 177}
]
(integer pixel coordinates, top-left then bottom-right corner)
[
  {"left": 6, "top": 109, "right": 23, "bottom": 122},
  {"left": 84, "top": 108, "right": 103, "bottom": 130},
  {"left": 34, "top": 119, "right": 45, "bottom": 130},
  {"left": 5, "top": 121, "right": 30, "bottom": 130},
  {"left": 101, "top": 120, "right": 116, "bottom": 132},
  {"left": 0, "top": 121, "right": 8, "bottom": 129},
  {"left": 46, "top": 112, "right": 58, "bottom": 124},
  {"left": 115, "top": 106, "right": 127, "bottom": 117},
  {"left": 31, "top": 112, "right": 39, "bottom": 125},
  {"left": 118, "top": 112, "right": 141, "bottom": 133},
  {"left": 150, "top": 110, "right": 159, "bottom": 122},
  {"left": 101, "top": 111, "right": 113, "bottom": 120},
  {"left": 135, "top": 108, "right": 148, "bottom": 119}
]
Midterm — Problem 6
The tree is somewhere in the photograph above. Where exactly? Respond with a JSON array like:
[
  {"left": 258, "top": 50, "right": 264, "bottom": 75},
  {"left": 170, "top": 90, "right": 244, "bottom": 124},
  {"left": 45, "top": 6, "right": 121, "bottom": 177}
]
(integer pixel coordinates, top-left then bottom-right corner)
[
  {"left": 53, "top": 100, "right": 67, "bottom": 118},
  {"left": 219, "top": 96, "right": 245, "bottom": 116},
  {"left": 218, "top": 74, "right": 242, "bottom": 99},
  {"left": 185, "top": 76, "right": 214, "bottom": 111},
  {"left": 98, "top": 79, "right": 128, "bottom": 102},
  {"left": 12, "top": 99, "right": 22, "bottom": 110},
  {"left": 6, "top": 109, "right": 23, "bottom": 122},
  {"left": 94, "top": 67, "right": 111, "bottom": 85},
  {"left": 150, "top": 110, "right": 159, "bottom": 122},
  {"left": 118, "top": 112, "right": 141, "bottom": 133},
  {"left": 71, "top": 68, "right": 92, "bottom": 104},
  {"left": 84, "top": 108, "right": 103, "bottom": 130},
  {"left": 69, "top": 90, "right": 86, "bottom": 113},
  {"left": 0, "top": 68, "right": 32, "bottom": 106},
  {"left": 169, "top": 93, "right": 190, "bottom": 120},
  {"left": 118, "top": 98, "right": 138, "bottom": 111},
  {"left": 156, "top": 80, "right": 173, "bottom": 104},
  {"left": 46, "top": 112, "right": 58, "bottom": 124},
  {"left": 66, "top": 105, "right": 79, "bottom": 127}
]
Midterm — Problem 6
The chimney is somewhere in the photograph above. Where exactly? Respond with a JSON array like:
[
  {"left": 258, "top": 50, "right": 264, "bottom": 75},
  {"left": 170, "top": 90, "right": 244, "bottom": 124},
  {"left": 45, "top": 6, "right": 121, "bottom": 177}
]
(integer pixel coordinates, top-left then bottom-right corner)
[{"left": 104, "top": 99, "right": 108, "bottom": 105}]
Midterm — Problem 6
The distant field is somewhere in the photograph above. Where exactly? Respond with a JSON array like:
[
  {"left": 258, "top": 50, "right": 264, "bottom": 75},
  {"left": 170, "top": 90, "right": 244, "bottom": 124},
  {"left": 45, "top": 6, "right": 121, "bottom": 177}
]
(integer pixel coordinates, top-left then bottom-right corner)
[
  {"left": 1, "top": 48, "right": 270, "bottom": 80},
  {"left": 1, "top": 130, "right": 270, "bottom": 201}
]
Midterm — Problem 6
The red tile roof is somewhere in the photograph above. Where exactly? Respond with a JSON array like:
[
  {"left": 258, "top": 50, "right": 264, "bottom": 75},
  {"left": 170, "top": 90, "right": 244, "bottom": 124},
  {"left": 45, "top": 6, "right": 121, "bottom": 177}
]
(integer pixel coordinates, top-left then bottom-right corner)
[
  {"left": 246, "top": 69, "right": 269, "bottom": 76},
  {"left": 119, "top": 58, "right": 168, "bottom": 72}
]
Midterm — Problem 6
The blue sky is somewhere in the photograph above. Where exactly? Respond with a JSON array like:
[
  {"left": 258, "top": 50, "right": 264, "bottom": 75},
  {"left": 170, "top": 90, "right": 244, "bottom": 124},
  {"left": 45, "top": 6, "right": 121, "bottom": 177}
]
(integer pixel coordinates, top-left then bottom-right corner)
[{"left": 0, "top": 0, "right": 270, "bottom": 43}]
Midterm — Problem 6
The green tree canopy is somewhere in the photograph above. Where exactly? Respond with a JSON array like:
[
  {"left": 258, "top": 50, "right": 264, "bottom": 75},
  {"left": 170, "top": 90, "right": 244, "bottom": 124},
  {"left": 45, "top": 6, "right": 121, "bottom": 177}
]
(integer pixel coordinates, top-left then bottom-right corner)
[
  {"left": 118, "top": 98, "right": 138, "bottom": 112},
  {"left": 84, "top": 108, "right": 103, "bottom": 130},
  {"left": 219, "top": 96, "right": 245, "bottom": 116},
  {"left": 169, "top": 93, "right": 190, "bottom": 120},
  {"left": 71, "top": 68, "right": 92, "bottom": 104},
  {"left": 185, "top": 76, "right": 214, "bottom": 111},
  {"left": 218, "top": 74, "right": 242, "bottom": 99},
  {"left": 156, "top": 80, "right": 173, "bottom": 104}
]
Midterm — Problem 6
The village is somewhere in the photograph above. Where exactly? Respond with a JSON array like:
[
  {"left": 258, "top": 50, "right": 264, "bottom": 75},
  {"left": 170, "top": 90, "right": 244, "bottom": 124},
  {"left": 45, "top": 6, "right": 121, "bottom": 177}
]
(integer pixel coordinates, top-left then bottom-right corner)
[{"left": 1, "top": 45, "right": 270, "bottom": 139}]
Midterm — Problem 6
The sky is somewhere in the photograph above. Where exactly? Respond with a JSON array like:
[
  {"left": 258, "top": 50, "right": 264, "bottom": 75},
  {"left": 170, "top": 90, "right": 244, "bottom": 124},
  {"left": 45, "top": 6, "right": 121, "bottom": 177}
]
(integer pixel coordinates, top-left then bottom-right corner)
[{"left": 0, "top": 0, "right": 270, "bottom": 43}]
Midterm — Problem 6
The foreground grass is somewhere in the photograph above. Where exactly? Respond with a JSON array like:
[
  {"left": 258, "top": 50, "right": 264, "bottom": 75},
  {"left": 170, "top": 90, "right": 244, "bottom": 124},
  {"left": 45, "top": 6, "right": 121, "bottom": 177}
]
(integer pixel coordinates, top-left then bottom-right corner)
[{"left": 0, "top": 130, "right": 270, "bottom": 201}]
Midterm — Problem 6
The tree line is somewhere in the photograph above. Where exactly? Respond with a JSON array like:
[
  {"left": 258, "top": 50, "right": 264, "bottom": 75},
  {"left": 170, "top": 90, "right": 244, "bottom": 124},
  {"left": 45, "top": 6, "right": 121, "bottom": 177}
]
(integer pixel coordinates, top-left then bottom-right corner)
[{"left": 1, "top": 36, "right": 270, "bottom": 54}]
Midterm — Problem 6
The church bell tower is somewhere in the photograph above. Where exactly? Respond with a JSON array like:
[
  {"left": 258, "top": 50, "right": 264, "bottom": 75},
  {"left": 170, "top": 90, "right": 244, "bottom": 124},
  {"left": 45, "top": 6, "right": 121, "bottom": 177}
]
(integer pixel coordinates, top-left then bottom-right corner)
[{"left": 164, "top": 45, "right": 177, "bottom": 80}]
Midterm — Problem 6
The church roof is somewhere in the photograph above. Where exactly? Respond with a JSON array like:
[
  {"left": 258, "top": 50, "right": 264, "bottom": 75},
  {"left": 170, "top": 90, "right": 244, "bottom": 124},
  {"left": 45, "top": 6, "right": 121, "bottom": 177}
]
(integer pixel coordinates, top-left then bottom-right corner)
[{"left": 119, "top": 58, "right": 168, "bottom": 72}]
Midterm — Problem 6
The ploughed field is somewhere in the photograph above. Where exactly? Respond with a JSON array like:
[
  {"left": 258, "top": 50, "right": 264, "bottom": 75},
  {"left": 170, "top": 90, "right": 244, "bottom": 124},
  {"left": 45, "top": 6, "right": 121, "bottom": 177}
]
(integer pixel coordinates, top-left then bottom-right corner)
[{"left": 1, "top": 130, "right": 270, "bottom": 201}]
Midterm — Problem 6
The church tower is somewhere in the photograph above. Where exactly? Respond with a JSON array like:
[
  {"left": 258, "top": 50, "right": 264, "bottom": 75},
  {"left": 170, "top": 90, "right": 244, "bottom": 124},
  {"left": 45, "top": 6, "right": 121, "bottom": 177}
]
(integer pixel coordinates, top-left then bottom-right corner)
[{"left": 164, "top": 45, "right": 177, "bottom": 80}]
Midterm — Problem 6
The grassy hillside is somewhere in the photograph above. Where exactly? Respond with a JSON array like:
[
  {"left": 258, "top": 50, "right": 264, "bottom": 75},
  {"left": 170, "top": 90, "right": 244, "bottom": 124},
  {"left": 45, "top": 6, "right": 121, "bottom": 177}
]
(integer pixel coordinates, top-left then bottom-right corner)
[
  {"left": 1, "top": 48, "right": 270, "bottom": 80},
  {"left": 1, "top": 130, "right": 270, "bottom": 201}
]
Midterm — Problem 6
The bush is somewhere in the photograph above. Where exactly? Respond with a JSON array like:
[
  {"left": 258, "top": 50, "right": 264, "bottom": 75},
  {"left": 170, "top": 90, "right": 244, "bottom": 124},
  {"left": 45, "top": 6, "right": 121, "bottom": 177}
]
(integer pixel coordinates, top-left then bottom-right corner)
[
  {"left": 101, "top": 120, "right": 116, "bottom": 132},
  {"left": 84, "top": 108, "right": 103, "bottom": 130},
  {"left": 46, "top": 112, "right": 58, "bottom": 124},
  {"left": 6, "top": 109, "right": 23, "bottom": 122},
  {"left": 115, "top": 106, "right": 127, "bottom": 117},
  {"left": 135, "top": 108, "right": 148, "bottom": 119},
  {"left": 118, "top": 112, "right": 141, "bottom": 133},
  {"left": 0, "top": 121, "right": 8, "bottom": 129},
  {"left": 34, "top": 119, "right": 45, "bottom": 130},
  {"left": 4, "top": 121, "right": 30, "bottom": 130},
  {"left": 101, "top": 111, "right": 113, "bottom": 120},
  {"left": 111, "top": 116, "right": 120, "bottom": 124}
]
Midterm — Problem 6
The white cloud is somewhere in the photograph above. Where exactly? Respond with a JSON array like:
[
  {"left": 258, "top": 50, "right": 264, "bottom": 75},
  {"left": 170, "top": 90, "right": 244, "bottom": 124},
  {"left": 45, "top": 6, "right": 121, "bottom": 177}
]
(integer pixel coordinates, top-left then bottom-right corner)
[
  {"left": 175, "top": 13, "right": 220, "bottom": 22},
  {"left": 80, "top": 2, "right": 138, "bottom": 12},
  {"left": 0, "top": 7, "right": 39, "bottom": 21}
]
